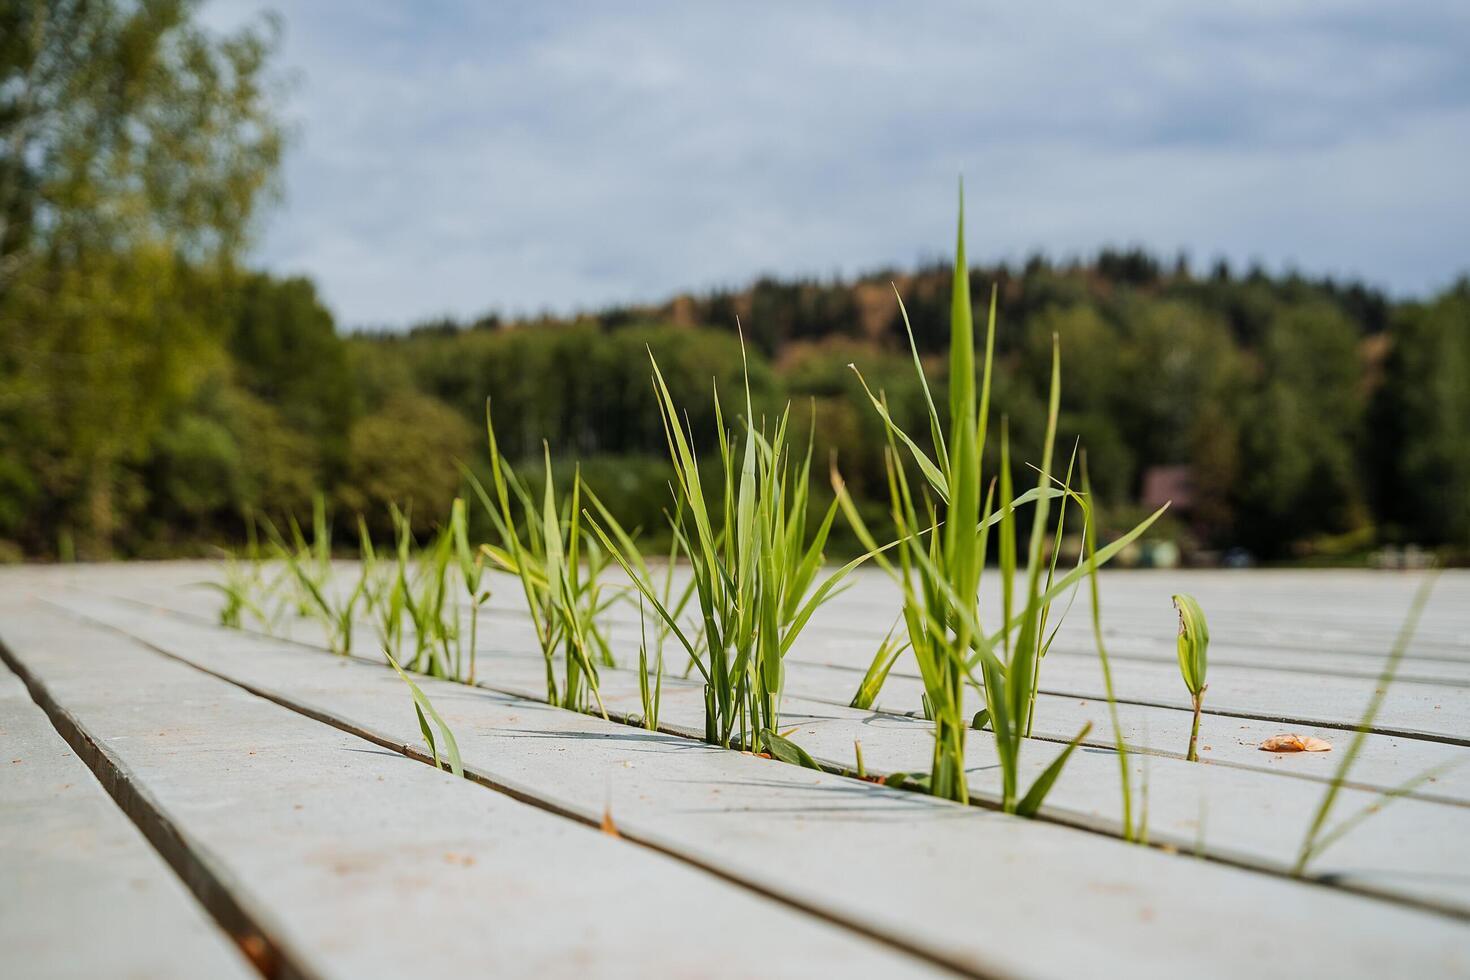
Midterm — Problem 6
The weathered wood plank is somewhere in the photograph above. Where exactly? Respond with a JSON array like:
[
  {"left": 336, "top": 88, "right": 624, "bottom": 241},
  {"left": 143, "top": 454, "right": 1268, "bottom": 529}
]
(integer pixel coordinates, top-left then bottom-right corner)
[
  {"left": 777, "top": 658, "right": 1470, "bottom": 806},
  {"left": 87, "top": 573, "right": 1470, "bottom": 744},
  {"left": 69, "top": 570, "right": 1470, "bottom": 809},
  {"left": 0, "top": 600, "right": 936, "bottom": 980},
  {"left": 809, "top": 568, "right": 1470, "bottom": 648},
  {"left": 447, "top": 648, "right": 1470, "bottom": 916},
  {"left": 0, "top": 666, "right": 256, "bottom": 980},
  {"left": 93, "top": 565, "right": 1470, "bottom": 677},
  {"left": 38, "top": 591, "right": 1470, "bottom": 980},
  {"left": 61, "top": 589, "right": 1470, "bottom": 914},
  {"left": 789, "top": 631, "right": 1470, "bottom": 743}
]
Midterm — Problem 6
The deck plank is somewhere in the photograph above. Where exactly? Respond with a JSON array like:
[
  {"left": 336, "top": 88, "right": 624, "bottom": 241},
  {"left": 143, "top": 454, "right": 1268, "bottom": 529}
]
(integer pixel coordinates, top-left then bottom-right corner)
[
  {"left": 65, "top": 572, "right": 1470, "bottom": 812},
  {"left": 444, "top": 649, "right": 1470, "bottom": 916},
  {"left": 0, "top": 666, "right": 256, "bottom": 980},
  {"left": 100, "top": 574, "right": 1470, "bottom": 805},
  {"left": 84, "top": 573, "right": 1470, "bottom": 747},
  {"left": 0, "top": 599, "right": 935, "bottom": 980},
  {"left": 31, "top": 588, "right": 1470, "bottom": 980}
]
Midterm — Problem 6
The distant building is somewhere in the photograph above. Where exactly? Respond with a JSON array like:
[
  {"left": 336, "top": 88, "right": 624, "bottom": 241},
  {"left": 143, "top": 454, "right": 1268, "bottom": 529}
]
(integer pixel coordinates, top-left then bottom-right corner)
[{"left": 1141, "top": 464, "right": 1195, "bottom": 513}]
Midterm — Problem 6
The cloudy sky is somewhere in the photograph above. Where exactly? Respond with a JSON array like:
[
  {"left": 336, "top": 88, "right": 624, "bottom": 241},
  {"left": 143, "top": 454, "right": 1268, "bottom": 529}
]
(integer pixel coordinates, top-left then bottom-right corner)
[{"left": 204, "top": 1, "right": 1470, "bottom": 329}]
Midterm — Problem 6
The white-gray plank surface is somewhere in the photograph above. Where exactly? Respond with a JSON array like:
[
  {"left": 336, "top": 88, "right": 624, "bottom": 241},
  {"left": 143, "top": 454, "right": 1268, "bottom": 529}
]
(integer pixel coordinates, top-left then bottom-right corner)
[
  {"left": 0, "top": 665, "right": 256, "bottom": 980},
  {"left": 0, "top": 598, "right": 936, "bottom": 980},
  {"left": 26, "top": 584, "right": 1470, "bottom": 980}
]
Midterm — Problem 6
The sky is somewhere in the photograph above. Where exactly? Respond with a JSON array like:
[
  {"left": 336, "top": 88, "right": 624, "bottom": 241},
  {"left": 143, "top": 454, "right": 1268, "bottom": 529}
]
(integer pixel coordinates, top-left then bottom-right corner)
[{"left": 203, "top": 1, "right": 1470, "bottom": 330}]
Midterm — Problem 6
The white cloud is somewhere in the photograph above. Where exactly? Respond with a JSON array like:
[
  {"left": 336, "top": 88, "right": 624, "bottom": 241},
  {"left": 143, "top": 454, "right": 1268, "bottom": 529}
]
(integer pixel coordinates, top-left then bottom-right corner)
[{"left": 203, "top": 0, "right": 1470, "bottom": 327}]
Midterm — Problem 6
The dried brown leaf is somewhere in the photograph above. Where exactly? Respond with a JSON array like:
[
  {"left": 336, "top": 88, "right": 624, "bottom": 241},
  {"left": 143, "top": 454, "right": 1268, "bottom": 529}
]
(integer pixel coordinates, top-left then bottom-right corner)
[
  {"left": 600, "top": 803, "right": 621, "bottom": 838},
  {"left": 1260, "top": 733, "right": 1332, "bottom": 753}
]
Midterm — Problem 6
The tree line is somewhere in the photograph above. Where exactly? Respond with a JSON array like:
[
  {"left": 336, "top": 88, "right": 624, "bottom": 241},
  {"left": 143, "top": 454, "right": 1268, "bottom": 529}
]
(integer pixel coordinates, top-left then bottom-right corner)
[{"left": 2, "top": 1, "right": 1466, "bottom": 563}]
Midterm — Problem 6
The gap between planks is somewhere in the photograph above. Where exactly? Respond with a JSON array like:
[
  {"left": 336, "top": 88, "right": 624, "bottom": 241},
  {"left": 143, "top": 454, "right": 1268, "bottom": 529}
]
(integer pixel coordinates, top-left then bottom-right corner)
[
  {"left": 0, "top": 667, "right": 260, "bottom": 980},
  {"left": 60, "top": 579, "right": 1470, "bottom": 829},
  {"left": 22, "top": 595, "right": 1470, "bottom": 980},
  {"left": 0, "top": 602, "right": 945, "bottom": 980},
  {"left": 42, "top": 587, "right": 1470, "bottom": 926},
  {"left": 81, "top": 574, "right": 1470, "bottom": 745}
]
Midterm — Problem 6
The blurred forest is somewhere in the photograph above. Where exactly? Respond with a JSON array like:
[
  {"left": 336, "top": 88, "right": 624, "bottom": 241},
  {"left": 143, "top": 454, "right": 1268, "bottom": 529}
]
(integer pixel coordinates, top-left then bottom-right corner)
[{"left": 2, "top": 1, "right": 1467, "bottom": 563}]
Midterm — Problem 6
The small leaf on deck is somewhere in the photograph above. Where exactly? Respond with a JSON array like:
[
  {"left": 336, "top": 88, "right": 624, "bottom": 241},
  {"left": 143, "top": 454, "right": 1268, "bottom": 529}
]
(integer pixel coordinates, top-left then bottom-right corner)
[
  {"left": 600, "top": 803, "right": 621, "bottom": 838},
  {"left": 1259, "top": 734, "right": 1331, "bottom": 753}
]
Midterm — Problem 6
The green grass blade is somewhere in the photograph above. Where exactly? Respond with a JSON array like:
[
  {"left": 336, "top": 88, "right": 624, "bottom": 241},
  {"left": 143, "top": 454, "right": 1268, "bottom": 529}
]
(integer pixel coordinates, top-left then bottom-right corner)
[
  {"left": 1294, "top": 572, "right": 1439, "bottom": 874},
  {"left": 1016, "top": 722, "right": 1093, "bottom": 817},
  {"left": 384, "top": 649, "right": 463, "bottom": 778}
]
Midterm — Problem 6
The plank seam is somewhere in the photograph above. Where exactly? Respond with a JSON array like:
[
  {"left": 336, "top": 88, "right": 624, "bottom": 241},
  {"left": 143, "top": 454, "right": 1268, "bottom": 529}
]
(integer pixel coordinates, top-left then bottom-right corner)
[
  {"left": 57, "top": 590, "right": 1470, "bottom": 925},
  {"left": 801, "top": 657, "right": 1470, "bottom": 747},
  {"left": 42, "top": 603, "right": 987, "bottom": 980},
  {"left": 92, "top": 584, "right": 1468, "bottom": 744},
  {"left": 0, "top": 635, "right": 318, "bottom": 980}
]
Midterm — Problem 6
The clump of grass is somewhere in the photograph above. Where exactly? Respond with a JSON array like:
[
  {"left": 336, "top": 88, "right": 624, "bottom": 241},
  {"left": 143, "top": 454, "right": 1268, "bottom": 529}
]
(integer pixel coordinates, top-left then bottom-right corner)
[
  {"left": 1294, "top": 571, "right": 1450, "bottom": 875},
  {"left": 278, "top": 494, "right": 333, "bottom": 619},
  {"left": 591, "top": 344, "right": 871, "bottom": 754},
  {"left": 1171, "top": 593, "right": 1209, "bottom": 761},
  {"left": 205, "top": 516, "right": 267, "bottom": 630},
  {"left": 264, "top": 504, "right": 368, "bottom": 656},
  {"left": 451, "top": 497, "right": 492, "bottom": 684},
  {"left": 636, "top": 598, "right": 663, "bottom": 730},
  {"left": 403, "top": 519, "right": 458, "bottom": 677},
  {"left": 471, "top": 400, "right": 610, "bottom": 716},
  {"left": 833, "top": 190, "right": 1164, "bottom": 810},
  {"left": 205, "top": 556, "right": 265, "bottom": 630},
  {"left": 850, "top": 619, "right": 907, "bottom": 711}
]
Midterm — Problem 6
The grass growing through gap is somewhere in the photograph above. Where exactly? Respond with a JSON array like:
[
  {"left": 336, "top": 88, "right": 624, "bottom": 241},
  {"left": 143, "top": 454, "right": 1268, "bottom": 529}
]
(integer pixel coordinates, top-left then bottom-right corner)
[
  {"left": 833, "top": 191, "right": 1166, "bottom": 810},
  {"left": 1171, "top": 593, "right": 1209, "bottom": 761},
  {"left": 385, "top": 648, "right": 463, "bottom": 778},
  {"left": 205, "top": 517, "right": 268, "bottom": 631},
  {"left": 280, "top": 494, "right": 334, "bottom": 619},
  {"left": 636, "top": 598, "right": 664, "bottom": 730},
  {"left": 471, "top": 400, "right": 613, "bottom": 716},
  {"left": 364, "top": 505, "right": 414, "bottom": 663},
  {"left": 590, "top": 344, "right": 872, "bottom": 753},
  {"left": 452, "top": 497, "right": 492, "bottom": 684},
  {"left": 264, "top": 504, "right": 369, "bottom": 656},
  {"left": 402, "top": 518, "right": 458, "bottom": 677},
  {"left": 850, "top": 619, "right": 908, "bottom": 710},
  {"left": 1294, "top": 571, "right": 1452, "bottom": 875}
]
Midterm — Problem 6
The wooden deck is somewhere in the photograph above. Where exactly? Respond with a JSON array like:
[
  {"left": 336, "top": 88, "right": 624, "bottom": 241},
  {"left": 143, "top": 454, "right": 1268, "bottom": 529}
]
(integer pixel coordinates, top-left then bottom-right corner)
[{"left": 2, "top": 563, "right": 1468, "bottom": 978}]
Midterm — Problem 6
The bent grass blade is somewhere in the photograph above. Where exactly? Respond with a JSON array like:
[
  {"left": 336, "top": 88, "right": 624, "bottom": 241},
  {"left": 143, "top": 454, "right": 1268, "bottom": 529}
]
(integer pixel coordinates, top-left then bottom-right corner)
[{"left": 385, "top": 649, "right": 463, "bottom": 778}]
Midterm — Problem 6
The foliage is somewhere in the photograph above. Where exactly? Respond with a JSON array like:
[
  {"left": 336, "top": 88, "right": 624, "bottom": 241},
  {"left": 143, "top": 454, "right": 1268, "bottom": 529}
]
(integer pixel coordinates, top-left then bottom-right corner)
[
  {"left": 1370, "top": 284, "right": 1470, "bottom": 551},
  {"left": 590, "top": 345, "right": 862, "bottom": 751},
  {"left": 337, "top": 393, "right": 475, "bottom": 539},
  {"left": 228, "top": 273, "right": 354, "bottom": 476},
  {"left": 0, "top": 4, "right": 1462, "bottom": 562},
  {"left": 832, "top": 193, "right": 1163, "bottom": 809},
  {"left": 472, "top": 400, "right": 613, "bottom": 716},
  {"left": 0, "top": 0, "right": 283, "bottom": 556}
]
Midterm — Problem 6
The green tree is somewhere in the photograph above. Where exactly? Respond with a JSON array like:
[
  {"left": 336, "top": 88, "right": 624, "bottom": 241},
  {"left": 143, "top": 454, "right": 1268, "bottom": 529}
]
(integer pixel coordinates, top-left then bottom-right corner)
[
  {"left": 1021, "top": 304, "right": 1132, "bottom": 501},
  {"left": 144, "top": 380, "right": 317, "bottom": 545},
  {"left": 229, "top": 273, "right": 354, "bottom": 477},
  {"left": 338, "top": 393, "right": 476, "bottom": 537},
  {"left": 1373, "top": 284, "right": 1470, "bottom": 549},
  {"left": 0, "top": 0, "right": 283, "bottom": 555},
  {"left": 1235, "top": 301, "right": 1367, "bottom": 555}
]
